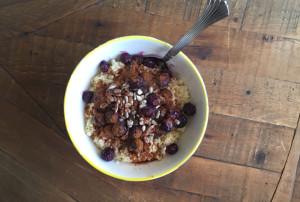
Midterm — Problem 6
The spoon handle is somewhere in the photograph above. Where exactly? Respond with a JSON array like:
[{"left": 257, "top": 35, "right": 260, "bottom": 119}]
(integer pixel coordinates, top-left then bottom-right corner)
[{"left": 163, "top": 0, "right": 229, "bottom": 62}]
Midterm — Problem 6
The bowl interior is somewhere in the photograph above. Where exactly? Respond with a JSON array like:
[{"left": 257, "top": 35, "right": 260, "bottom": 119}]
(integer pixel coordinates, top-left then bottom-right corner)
[{"left": 64, "top": 36, "right": 208, "bottom": 181}]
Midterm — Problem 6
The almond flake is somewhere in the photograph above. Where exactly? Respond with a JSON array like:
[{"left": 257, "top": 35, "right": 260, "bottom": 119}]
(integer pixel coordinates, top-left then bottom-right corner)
[{"left": 137, "top": 89, "right": 143, "bottom": 95}]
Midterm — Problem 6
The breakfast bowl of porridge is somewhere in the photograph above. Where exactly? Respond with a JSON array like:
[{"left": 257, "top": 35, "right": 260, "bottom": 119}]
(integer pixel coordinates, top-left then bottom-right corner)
[{"left": 64, "top": 36, "right": 209, "bottom": 181}]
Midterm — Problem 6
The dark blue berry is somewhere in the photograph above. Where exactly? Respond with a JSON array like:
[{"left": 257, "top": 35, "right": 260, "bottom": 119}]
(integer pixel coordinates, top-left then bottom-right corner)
[
  {"left": 166, "top": 143, "right": 178, "bottom": 155},
  {"left": 168, "top": 109, "right": 180, "bottom": 119},
  {"left": 129, "top": 76, "right": 144, "bottom": 90},
  {"left": 175, "top": 114, "right": 188, "bottom": 128},
  {"left": 161, "top": 118, "right": 174, "bottom": 132},
  {"left": 101, "top": 147, "right": 114, "bottom": 161},
  {"left": 99, "top": 60, "right": 110, "bottom": 72},
  {"left": 82, "top": 90, "right": 94, "bottom": 103},
  {"left": 120, "top": 52, "right": 132, "bottom": 64},
  {"left": 140, "top": 106, "right": 156, "bottom": 118},
  {"left": 183, "top": 103, "right": 196, "bottom": 116},
  {"left": 147, "top": 93, "right": 160, "bottom": 106}
]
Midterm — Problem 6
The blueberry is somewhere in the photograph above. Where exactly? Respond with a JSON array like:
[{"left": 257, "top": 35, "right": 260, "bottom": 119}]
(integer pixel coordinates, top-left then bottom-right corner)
[
  {"left": 175, "top": 114, "right": 188, "bottom": 128},
  {"left": 147, "top": 93, "right": 160, "bottom": 106},
  {"left": 101, "top": 147, "right": 114, "bottom": 161},
  {"left": 82, "top": 90, "right": 94, "bottom": 103},
  {"left": 131, "top": 54, "right": 143, "bottom": 65},
  {"left": 140, "top": 106, "right": 156, "bottom": 118},
  {"left": 120, "top": 52, "right": 132, "bottom": 64},
  {"left": 161, "top": 118, "right": 174, "bottom": 132},
  {"left": 183, "top": 103, "right": 196, "bottom": 116},
  {"left": 99, "top": 60, "right": 110, "bottom": 72},
  {"left": 168, "top": 109, "right": 180, "bottom": 119},
  {"left": 129, "top": 76, "right": 144, "bottom": 90},
  {"left": 166, "top": 143, "right": 178, "bottom": 155}
]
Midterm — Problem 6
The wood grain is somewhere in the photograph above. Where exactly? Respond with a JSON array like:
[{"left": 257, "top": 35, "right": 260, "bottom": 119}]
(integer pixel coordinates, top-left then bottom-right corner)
[
  {"left": 292, "top": 161, "right": 300, "bottom": 202},
  {"left": 0, "top": 33, "right": 297, "bottom": 173},
  {"left": 0, "top": 0, "right": 104, "bottom": 40},
  {"left": 0, "top": 66, "right": 62, "bottom": 135},
  {"left": 240, "top": 0, "right": 300, "bottom": 39},
  {"left": 0, "top": 0, "right": 299, "bottom": 201},
  {"left": 0, "top": 150, "right": 76, "bottom": 202},
  {"left": 197, "top": 113, "right": 294, "bottom": 172},
  {"left": 0, "top": 97, "right": 280, "bottom": 202},
  {"left": 273, "top": 116, "right": 300, "bottom": 201},
  {"left": 1, "top": 21, "right": 300, "bottom": 129}
]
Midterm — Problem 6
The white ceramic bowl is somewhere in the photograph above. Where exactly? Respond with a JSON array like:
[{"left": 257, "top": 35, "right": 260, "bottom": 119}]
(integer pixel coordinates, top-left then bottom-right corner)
[{"left": 64, "top": 36, "right": 209, "bottom": 181}]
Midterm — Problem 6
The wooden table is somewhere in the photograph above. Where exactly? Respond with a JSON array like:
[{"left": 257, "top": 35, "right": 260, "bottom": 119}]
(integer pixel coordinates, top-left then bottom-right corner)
[{"left": 0, "top": 1, "right": 300, "bottom": 201}]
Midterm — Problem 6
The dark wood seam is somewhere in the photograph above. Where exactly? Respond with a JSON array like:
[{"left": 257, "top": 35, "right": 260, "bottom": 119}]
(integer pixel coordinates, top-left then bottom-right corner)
[
  {"left": 239, "top": 0, "right": 250, "bottom": 31},
  {"left": 271, "top": 113, "right": 300, "bottom": 201},
  {"left": 0, "top": 64, "right": 66, "bottom": 138},
  {"left": 0, "top": 0, "right": 108, "bottom": 44}
]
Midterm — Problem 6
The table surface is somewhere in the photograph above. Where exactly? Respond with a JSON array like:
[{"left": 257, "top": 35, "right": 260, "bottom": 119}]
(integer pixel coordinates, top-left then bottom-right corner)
[{"left": 0, "top": 0, "right": 300, "bottom": 201}]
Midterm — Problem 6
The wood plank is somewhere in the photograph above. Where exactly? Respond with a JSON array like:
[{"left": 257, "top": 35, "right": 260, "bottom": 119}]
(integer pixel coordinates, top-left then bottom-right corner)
[
  {"left": 0, "top": 0, "right": 33, "bottom": 8},
  {"left": 0, "top": 98, "right": 214, "bottom": 202},
  {"left": 30, "top": 4, "right": 300, "bottom": 83},
  {"left": 28, "top": 3, "right": 300, "bottom": 85},
  {"left": 3, "top": 7, "right": 300, "bottom": 128},
  {"left": 200, "top": 65, "right": 300, "bottom": 128},
  {"left": 0, "top": 33, "right": 300, "bottom": 172},
  {"left": 0, "top": 66, "right": 62, "bottom": 136},
  {"left": 197, "top": 113, "right": 294, "bottom": 172},
  {"left": 292, "top": 160, "right": 300, "bottom": 202},
  {"left": 273, "top": 116, "right": 300, "bottom": 201},
  {"left": 0, "top": 0, "right": 103, "bottom": 40},
  {"left": 0, "top": 150, "right": 75, "bottom": 202},
  {"left": 240, "top": 0, "right": 300, "bottom": 40},
  {"left": 0, "top": 36, "right": 94, "bottom": 131},
  {"left": 149, "top": 157, "right": 279, "bottom": 202},
  {"left": 0, "top": 95, "right": 280, "bottom": 202},
  {"left": 2, "top": 2, "right": 299, "bottom": 81}
]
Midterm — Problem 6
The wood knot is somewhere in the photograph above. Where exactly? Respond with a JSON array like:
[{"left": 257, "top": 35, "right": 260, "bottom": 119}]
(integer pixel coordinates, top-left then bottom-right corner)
[
  {"left": 197, "top": 47, "right": 213, "bottom": 60},
  {"left": 95, "top": 21, "right": 104, "bottom": 27},
  {"left": 22, "top": 32, "right": 29, "bottom": 37},
  {"left": 262, "top": 34, "right": 274, "bottom": 43},
  {"left": 255, "top": 150, "right": 266, "bottom": 165},
  {"left": 246, "top": 90, "right": 251, "bottom": 95},
  {"left": 232, "top": 17, "right": 239, "bottom": 22}
]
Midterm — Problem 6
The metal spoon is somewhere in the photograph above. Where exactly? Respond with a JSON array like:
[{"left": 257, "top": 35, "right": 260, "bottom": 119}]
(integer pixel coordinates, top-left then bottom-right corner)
[{"left": 143, "top": 0, "right": 229, "bottom": 67}]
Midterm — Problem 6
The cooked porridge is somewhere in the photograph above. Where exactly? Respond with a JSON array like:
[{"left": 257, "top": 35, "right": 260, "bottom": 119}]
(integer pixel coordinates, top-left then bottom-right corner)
[{"left": 82, "top": 53, "right": 196, "bottom": 163}]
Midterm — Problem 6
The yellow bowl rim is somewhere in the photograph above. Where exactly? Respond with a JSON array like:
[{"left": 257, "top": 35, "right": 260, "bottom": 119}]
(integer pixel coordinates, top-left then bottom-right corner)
[{"left": 64, "top": 35, "right": 209, "bottom": 182}]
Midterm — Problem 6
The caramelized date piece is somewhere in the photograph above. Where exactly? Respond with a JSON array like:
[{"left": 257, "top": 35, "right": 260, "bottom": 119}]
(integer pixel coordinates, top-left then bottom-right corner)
[
  {"left": 112, "top": 121, "right": 127, "bottom": 137},
  {"left": 159, "top": 73, "right": 170, "bottom": 87}
]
